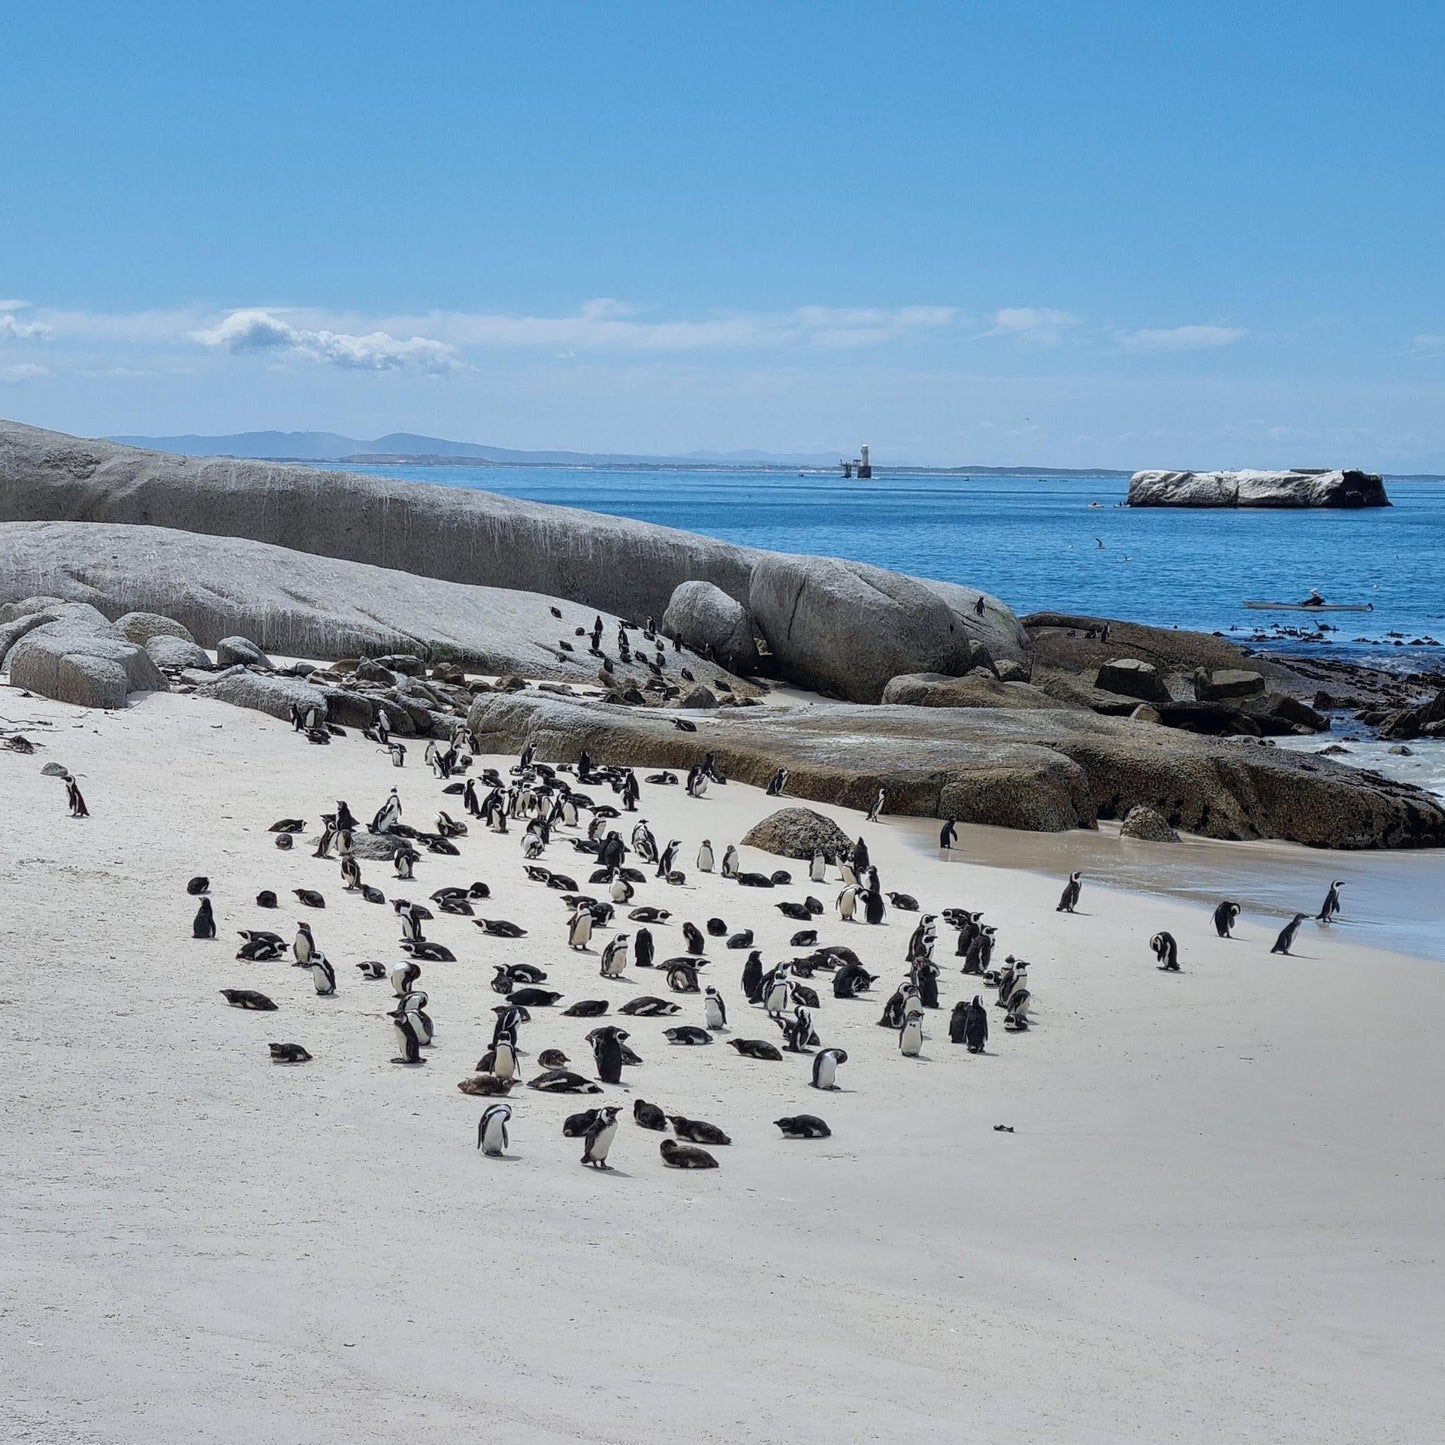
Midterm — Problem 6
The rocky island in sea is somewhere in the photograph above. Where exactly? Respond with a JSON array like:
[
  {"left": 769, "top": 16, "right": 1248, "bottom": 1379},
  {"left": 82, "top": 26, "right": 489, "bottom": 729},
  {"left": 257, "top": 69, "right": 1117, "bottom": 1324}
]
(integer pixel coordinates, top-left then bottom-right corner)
[{"left": 1127, "top": 467, "right": 1391, "bottom": 507}]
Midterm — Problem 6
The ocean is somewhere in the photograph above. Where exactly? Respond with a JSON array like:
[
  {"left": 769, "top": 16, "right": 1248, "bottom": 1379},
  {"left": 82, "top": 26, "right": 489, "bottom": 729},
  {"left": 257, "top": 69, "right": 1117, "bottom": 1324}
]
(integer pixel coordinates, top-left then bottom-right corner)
[{"left": 337, "top": 463, "right": 1445, "bottom": 667}]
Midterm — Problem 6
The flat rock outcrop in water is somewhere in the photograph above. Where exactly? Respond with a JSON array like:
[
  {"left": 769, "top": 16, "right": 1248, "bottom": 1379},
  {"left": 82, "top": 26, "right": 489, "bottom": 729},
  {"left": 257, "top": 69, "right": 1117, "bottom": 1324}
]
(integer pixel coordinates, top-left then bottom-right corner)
[
  {"left": 467, "top": 690, "right": 1445, "bottom": 849},
  {"left": 1127, "top": 469, "right": 1390, "bottom": 508},
  {"left": 0, "top": 419, "right": 1027, "bottom": 699}
]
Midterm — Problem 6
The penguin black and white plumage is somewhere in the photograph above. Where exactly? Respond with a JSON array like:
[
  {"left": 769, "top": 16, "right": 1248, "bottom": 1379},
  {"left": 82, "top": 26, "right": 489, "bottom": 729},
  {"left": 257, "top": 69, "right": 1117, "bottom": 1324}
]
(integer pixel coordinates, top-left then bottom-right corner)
[
  {"left": 775, "top": 1115, "right": 830, "bottom": 1139},
  {"left": 741, "top": 950, "right": 764, "bottom": 1004},
  {"left": 567, "top": 906, "right": 594, "bottom": 951},
  {"left": 477, "top": 1103, "right": 511, "bottom": 1157},
  {"left": 703, "top": 986, "right": 727, "bottom": 1030},
  {"left": 589, "top": 1025, "right": 628, "bottom": 1085},
  {"left": 599, "top": 934, "right": 629, "bottom": 978},
  {"left": 964, "top": 927, "right": 996, "bottom": 976},
  {"left": 913, "top": 960, "right": 940, "bottom": 1009},
  {"left": 563, "top": 1107, "right": 601, "bottom": 1138},
  {"left": 696, "top": 839, "right": 714, "bottom": 872},
  {"left": 863, "top": 885, "right": 886, "bottom": 926},
  {"left": 340, "top": 855, "right": 362, "bottom": 891},
  {"left": 682, "top": 920, "right": 706, "bottom": 955},
  {"left": 655, "top": 840, "right": 680, "bottom": 879},
  {"left": 633, "top": 927, "right": 655, "bottom": 970},
  {"left": 388, "top": 1007, "right": 425, "bottom": 1065},
  {"left": 765, "top": 767, "right": 788, "bottom": 797},
  {"left": 192, "top": 897, "right": 216, "bottom": 940},
  {"left": 487, "top": 1036, "right": 519, "bottom": 1081},
  {"left": 1213, "top": 900, "right": 1241, "bottom": 938},
  {"left": 1056, "top": 871, "right": 1083, "bottom": 914},
  {"left": 964, "top": 996, "right": 989, "bottom": 1052},
  {"left": 401, "top": 989, "right": 433, "bottom": 1044},
  {"left": 581, "top": 1106, "right": 621, "bottom": 1168},
  {"left": 764, "top": 967, "right": 791, "bottom": 1017},
  {"left": 1004, "top": 988, "right": 1032, "bottom": 1031},
  {"left": 837, "top": 884, "right": 862, "bottom": 922},
  {"left": 310, "top": 954, "right": 337, "bottom": 995},
  {"left": 1151, "top": 931, "right": 1180, "bottom": 971},
  {"left": 866, "top": 788, "right": 885, "bottom": 823},
  {"left": 720, "top": 844, "right": 739, "bottom": 879},
  {"left": 811, "top": 1046, "right": 846, "bottom": 1090},
  {"left": 808, "top": 849, "right": 827, "bottom": 883},
  {"left": 65, "top": 774, "right": 89, "bottom": 818},
  {"left": 660, "top": 1139, "right": 718, "bottom": 1169},
  {"left": 371, "top": 788, "right": 402, "bottom": 834},
  {"left": 779, "top": 1006, "right": 818, "bottom": 1052},
  {"left": 898, "top": 1009, "right": 924, "bottom": 1056},
  {"left": 665, "top": 1025, "right": 713, "bottom": 1046},
  {"left": 186, "top": 876, "right": 210, "bottom": 896},
  {"left": 391, "top": 960, "right": 422, "bottom": 997},
  {"left": 1317, "top": 880, "right": 1346, "bottom": 923},
  {"left": 292, "top": 922, "right": 314, "bottom": 970},
  {"left": 631, "top": 821, "right": 657, "bottom": 861},
  {"left": 939, "top": 816, "right": 958, "bottom": 850},
  {"left": 1271, "top": 913, "right": 1310, "bottom": 955},
  {"left": 392, "top": 846, "right": 417, "bottom": 880},
  {"left": 685, "top": 765, "right": 708, "bottom": 798},
  {"left": 221, "top": 988, "right": 277, "bottom": 1010}
]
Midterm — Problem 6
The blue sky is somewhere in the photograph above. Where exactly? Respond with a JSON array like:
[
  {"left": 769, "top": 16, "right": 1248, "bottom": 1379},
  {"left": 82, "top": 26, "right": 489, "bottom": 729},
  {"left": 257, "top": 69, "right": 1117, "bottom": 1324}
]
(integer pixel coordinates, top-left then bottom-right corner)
[{"left": 3, "top": 1, "right": 1443, "bottom": 468}]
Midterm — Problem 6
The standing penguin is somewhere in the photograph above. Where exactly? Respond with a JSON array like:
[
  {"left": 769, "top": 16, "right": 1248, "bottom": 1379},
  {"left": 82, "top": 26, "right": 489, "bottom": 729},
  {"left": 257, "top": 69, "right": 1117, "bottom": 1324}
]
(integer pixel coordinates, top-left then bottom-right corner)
[
  {"left": 741, "top": 950, "right": 764, "bottom": 1004},
  {"left": 310, "top": 953, "right": 337, "bottom": 995},
  {"left": 488, "top": 1033, "right": 519, "bottom": 1081},
  {"left": 867, "top": 788, "right": 885, "bottom": 823},
  {"left": 939, "top": 816, "right": 958, "bottom": 850},
  {"left": 371, "top": 788, "right": 402, "bottom": 834},
  {"left": 913, "top": 960, "right": 940, "bottom": 1009},
  {"left": 599, "top": 934, "right": 629, "bottom": 978},
  {"left": 477, "top": 1103, "right": 511, "bottom": 1157},
  {"left": 340, "top": 854, "right": 362, "bottom": 891},
  {"left": 809, "top": 849, "right": 827, "bottom": 883},
  {"left": 811, "top": 1046, "right": 847, "bottom": 1090},
  {"left": 655, "top": 840, "right": 680, "bottom": 879},
  {"left": 963, "top": 995, "right": 989, "bottom": 1053},
  {"left": 388, "top": 1007, "right": 425, "bottom": 1065},
  {"left": 696, "top": 839, "right": 715, "bottom": 873},
  {"left": 704, "top": 985, "right": 727, "bottom": 1030},
  {"left": 764, "top": 966, "right": 791, "bottom": 1017},
  {"left": 581, "top": 1105, "right": 620, "bottom": 1168},
  {"left": 567, "top": 905, "right": 594, "bottom": 951},
  {"left": 1056, "top": 871, "right": 1083, "bottom": 914},
  {"left": 590, "top": 1026, "right": 627, "bottom": 1085},
  {"left": 293, "top": 922, "right": 316, "bottom": 967},
  {"left": 766, "top": 767, "right": 789, "bottom": 797},
  {"left": 64, "top": 773, "right": 90, "bottom": 818},
  {"left": 899, "top": 1014, "right": 924, "bottom": 1058},
  {"left": 192, "top": 897, "right": 216, "bottom": 940},
  {"left": 1317, "top": 880, "right": 1346, "bottom": 923},
  {"left": 863, "top": 878, "right": 886, "bottom": 926},
  {"left": 1271, "top": 913, "right": 1310, "bottom": 956},
  {"left": 633, "top": 927, "right": 655, "bottom": 970},
  {"left": 837, "top": 885, "right": 862, "bottom": 922},
  {"left": 720, "top": 845, "right": 740, "bottom": 879},
  {"left": 1213, "top": 900, "right": 1241, "bottom": 939},
  {"left": 1150, "top": 931, "right": 1180, "bottom": 971},
  {"left": 401, "top": 990, "right": 433, "bottom": 1044}
]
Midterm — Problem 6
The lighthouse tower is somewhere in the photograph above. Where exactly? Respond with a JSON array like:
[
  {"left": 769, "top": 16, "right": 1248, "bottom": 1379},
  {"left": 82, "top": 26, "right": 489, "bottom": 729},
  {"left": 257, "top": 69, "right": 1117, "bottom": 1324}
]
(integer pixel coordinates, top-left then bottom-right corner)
[{"left": 857, "top": 444, "right": 872, "bottom": 479}]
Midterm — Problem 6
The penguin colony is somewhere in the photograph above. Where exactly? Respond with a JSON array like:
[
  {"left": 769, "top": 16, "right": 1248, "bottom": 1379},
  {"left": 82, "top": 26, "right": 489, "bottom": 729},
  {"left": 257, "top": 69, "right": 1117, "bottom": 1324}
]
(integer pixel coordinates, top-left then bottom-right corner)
[{"left": 168, "top": 668, "right": 1355, "bottom": 1175}]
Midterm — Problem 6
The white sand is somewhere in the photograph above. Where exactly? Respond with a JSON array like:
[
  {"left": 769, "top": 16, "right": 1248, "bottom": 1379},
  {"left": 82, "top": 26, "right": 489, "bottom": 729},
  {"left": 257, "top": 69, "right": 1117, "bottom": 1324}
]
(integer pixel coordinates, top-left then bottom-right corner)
[{"left": 2, "top": 688, "right": 1442, "bottom": 1444}]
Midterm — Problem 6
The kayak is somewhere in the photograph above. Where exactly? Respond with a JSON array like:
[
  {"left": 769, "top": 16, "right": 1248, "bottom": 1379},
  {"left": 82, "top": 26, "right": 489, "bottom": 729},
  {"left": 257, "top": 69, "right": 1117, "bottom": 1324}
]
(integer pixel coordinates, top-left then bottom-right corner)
[{"left": 1242, "top": 601, "right": 1374, "bottom": 612}]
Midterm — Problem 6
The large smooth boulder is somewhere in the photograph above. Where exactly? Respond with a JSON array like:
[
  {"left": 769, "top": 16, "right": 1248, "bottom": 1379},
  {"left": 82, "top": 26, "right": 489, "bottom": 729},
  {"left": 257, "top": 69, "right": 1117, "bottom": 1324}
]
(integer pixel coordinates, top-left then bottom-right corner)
[
  {"left": 467, "top": 691, "right": 1445, "bottom": 848},
  {"left": 0, "top": 520, "right": 763, "bottom": 694},
  {"left": 0, "top": 421, "right": 1027, "bottom": 695},
  {"left": 145, "top": 634, "right": 213, "bottom": 670},
  {"left": 741, "top": 807, "right": 855, "bottom": 861},
  {"left": 7, "top": 624, "right": 167, "bottom": 708},
  {"left": 216, "top": 636, "right": 273, "bottom": 668},
  {"left": 196, "top": 669, "right": 328, "bottom": 723},
  {"left": 881, "top": 671, "right": 1065, "bottom": 711},
  {"left": 661, "top": 581, "right": 760, "bottom": 675},
  {"left": 1095, "top": 658, "right": 1171, "bottom": 706},
  {"left": 114, "top": 611, "right": 195, "bottom": 645},
  {"left": 749, "top": 556, "right": 1021, "bottom": 703},
  {"left": 1127, "top": 469, "right": 1390, "bottom": 508}
]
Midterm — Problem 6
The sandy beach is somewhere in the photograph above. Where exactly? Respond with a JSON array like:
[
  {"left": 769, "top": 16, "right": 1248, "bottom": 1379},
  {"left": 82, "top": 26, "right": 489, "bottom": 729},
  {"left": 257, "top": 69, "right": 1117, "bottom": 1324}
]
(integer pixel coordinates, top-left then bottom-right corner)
[{"left": 3, "top": 684, "right": 1442, "bottom": 1445}]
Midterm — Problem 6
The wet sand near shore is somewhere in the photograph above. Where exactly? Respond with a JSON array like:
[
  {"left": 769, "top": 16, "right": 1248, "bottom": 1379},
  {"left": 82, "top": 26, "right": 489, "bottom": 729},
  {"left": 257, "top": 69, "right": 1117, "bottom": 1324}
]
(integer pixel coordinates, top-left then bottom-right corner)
[{"left": 904, "top": 815, "right": 1445, "bottom": 964}]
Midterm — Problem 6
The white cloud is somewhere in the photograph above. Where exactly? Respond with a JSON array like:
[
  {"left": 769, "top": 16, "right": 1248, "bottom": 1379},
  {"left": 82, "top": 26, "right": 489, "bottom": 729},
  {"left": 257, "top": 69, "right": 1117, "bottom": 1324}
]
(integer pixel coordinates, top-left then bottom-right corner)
[
  {"left": 397, "top": 300, "right": 961, "bottom": 353},
  {"left": 1, "top": 309, "right": 53, "bottom": 340},
  {"left": 983, "top": 307, "right": 1079, "bottom": 344},
  {"left": 191, "top": 308, "right": 461, "bottom": 373},
  {"left": 0, "top": 363, "right": 48, "bottom": 382},
  {"left": 1116, "top": 324, "right": 1245, "bottom": 353}
]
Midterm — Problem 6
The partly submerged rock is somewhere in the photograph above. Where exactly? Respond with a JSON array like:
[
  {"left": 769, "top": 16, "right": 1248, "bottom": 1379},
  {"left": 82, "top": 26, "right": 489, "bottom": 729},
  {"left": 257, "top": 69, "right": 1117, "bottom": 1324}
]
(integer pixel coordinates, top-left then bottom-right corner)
[
  {"left": 1119, "top": 805, "right": 1180, "bottom": 842},
  {"left": 1127, "top": 469, "right": 1390, "bottom": 508},
  {"left": 741, "top": 807, "right": 856, "bottom": 860}
]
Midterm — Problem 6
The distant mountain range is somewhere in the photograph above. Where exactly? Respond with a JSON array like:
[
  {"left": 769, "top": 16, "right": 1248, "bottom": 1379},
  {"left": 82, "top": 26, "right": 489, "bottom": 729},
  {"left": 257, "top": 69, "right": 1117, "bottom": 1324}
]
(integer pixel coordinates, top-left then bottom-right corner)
[{"left": 103, "top": 430, "right": 1138, "bottom": 475}]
